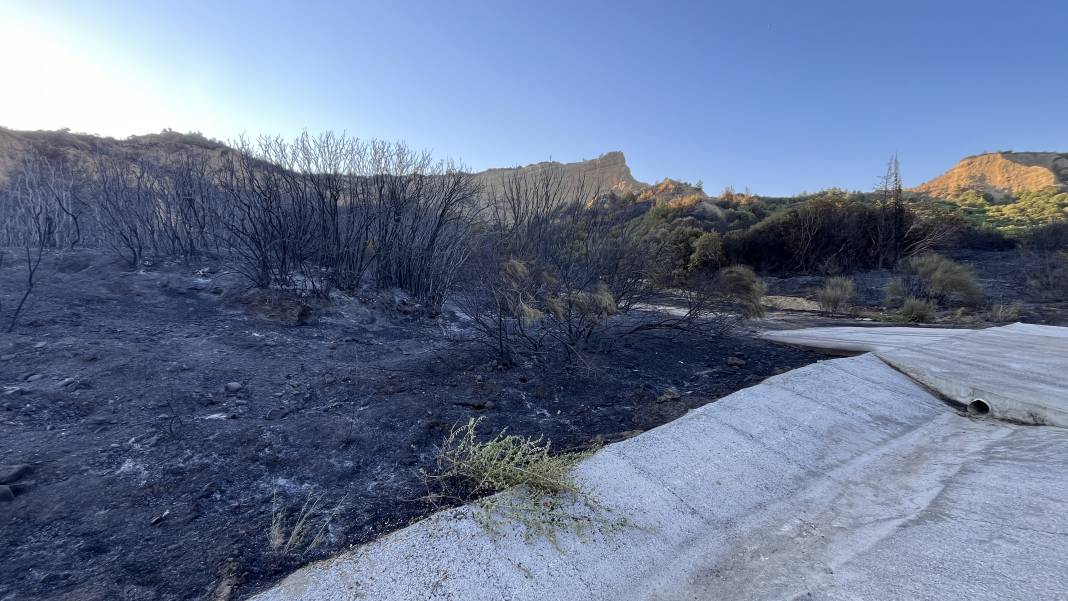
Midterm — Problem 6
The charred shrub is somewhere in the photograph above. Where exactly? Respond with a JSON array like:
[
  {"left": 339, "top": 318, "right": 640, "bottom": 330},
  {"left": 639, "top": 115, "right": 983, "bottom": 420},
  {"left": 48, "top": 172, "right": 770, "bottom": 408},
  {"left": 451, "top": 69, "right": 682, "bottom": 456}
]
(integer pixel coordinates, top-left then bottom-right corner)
[{"left": 458, "top": 167, "right": 748, "bottom": 365}]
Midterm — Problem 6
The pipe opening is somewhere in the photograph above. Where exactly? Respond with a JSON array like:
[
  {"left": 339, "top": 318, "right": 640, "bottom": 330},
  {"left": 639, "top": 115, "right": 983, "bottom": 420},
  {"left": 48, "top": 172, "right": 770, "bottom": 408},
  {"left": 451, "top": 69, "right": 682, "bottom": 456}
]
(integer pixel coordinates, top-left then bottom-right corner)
[{"left": 968, "top": 399, "right": 991, "bottom": 416}]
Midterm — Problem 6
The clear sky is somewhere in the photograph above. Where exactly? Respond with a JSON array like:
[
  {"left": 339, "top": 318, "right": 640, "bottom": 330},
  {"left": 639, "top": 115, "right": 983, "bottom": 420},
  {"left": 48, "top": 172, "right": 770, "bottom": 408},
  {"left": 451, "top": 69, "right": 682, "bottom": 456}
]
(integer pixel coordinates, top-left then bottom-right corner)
[{"left": 2, "top": 0, "right": 1066, "bottom": 195}]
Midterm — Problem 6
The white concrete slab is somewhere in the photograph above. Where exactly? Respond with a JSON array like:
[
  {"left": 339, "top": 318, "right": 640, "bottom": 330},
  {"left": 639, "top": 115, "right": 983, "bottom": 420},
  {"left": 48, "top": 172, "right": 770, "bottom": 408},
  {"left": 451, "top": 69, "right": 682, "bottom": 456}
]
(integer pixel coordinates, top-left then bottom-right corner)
[
  {"left": 877, "top": 323, "right": 1068, "bottom": 426},
  {"left": 250, "top": 351, "right": 1068, "bottom": 601},
  {"left": 762, "top": 323, "right": 1068, "bottom": 427},
  {"left": 759, "top": 325, "right": 973, "bottom": 353}
]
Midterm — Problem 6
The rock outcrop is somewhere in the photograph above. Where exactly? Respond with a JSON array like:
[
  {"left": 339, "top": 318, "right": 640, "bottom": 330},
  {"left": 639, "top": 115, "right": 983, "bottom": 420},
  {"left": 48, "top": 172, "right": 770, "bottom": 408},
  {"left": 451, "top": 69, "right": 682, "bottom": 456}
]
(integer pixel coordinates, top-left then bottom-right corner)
[{"left": 473, "top": 151, "right": 643, "bottom": 196}]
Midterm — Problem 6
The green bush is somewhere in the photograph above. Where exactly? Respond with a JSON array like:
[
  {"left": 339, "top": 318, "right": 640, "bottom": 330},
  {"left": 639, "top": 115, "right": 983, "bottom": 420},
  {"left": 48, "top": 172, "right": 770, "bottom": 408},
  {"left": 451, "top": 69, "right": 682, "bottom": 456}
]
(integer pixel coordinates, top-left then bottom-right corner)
[
  {"left": 723, "top": 191, "right": 957, "bottom": 273},
  {"left": 884, "top": 277, "right": 907, "bottom": 308},
  {"left": 688, "top": 231, "right": 725, "bottom": 273},
  {"left": 907, "top": 253, "right": 982, "bottom": 306},
  {"left": 899, "top": 297, "right": 935, "bottom": 322},
  {"left": 716, "top": 265, "right": 767, "bottom": 318},
  {"left": 428, "top": 418, "right": 589, "bottom": 499},
  {"left": 815, "top": 276, "right": 854, "bottom": 313}
]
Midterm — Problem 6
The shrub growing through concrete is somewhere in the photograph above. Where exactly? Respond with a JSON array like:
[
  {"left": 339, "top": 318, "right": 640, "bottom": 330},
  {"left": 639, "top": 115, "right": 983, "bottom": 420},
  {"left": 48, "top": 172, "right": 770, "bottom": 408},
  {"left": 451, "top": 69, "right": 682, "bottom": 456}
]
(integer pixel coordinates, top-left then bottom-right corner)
[
  {"left": 424, "top": 418, "right": 621, "bottom": 543},
  {"left": 429, "top": 417, "right": 590, "bottom": 500},
  {"left": 815, "top": 276, "right": 855, "bottom": 313}
]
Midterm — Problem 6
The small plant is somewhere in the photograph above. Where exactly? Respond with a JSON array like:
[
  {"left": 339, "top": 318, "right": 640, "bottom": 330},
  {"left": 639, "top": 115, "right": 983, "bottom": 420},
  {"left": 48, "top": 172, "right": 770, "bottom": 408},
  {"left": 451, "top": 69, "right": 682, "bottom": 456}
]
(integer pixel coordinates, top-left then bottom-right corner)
[
  {"left": 986, "top": 303, "right": 1021, "bottom": 323},
  {"left": 428, "top": 418, "right": 590, "bottom": 500},
  {"left": 716, "top": 265, "right": 767, "bottom": 318},
  {"left": 907, "top": 253, "right": 982, "bottom": 306},
  {"left": 424, "top": 418, "right": 622, "bottom": 543},
  {"left": 815, "top": 276, "right": 854, "bottom": 313},
  {"left": 269, "top": 489, "right": 346, "bottom": 559},
  {"left": 899, "top": 297, "right": 935, "bottom": 323}
]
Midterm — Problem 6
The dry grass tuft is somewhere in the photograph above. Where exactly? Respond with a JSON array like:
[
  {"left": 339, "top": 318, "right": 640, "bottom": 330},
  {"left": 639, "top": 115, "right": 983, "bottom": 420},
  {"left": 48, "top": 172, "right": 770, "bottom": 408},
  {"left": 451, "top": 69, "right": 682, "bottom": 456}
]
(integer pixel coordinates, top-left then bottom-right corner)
[
  {"left": 424, "top": 418, "right": 624, "bottom": 544},
  {"left": 269, "top": 489, "right": 346, "bottom": 559}
]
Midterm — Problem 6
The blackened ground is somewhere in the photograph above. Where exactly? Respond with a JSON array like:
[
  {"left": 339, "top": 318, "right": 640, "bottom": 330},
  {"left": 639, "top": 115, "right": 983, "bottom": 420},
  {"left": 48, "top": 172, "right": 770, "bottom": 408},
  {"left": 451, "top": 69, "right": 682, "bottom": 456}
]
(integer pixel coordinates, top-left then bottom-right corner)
[
  {"left": 763, "top": 249, "right": 1068, "bottom": 325},
  {"left": 0, "top": 250, "right": 820, "bottom": 601}
]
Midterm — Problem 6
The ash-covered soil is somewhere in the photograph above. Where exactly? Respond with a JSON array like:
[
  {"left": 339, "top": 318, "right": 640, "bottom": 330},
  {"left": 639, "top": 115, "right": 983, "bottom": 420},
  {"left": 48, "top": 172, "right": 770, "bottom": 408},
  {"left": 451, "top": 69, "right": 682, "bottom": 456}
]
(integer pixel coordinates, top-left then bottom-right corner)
[
  {"left": 764, "top": 249, "right": 1068, "bottom": 325},
  {"left": 0, "top": 250, "right": 820, "bottom": 601}
]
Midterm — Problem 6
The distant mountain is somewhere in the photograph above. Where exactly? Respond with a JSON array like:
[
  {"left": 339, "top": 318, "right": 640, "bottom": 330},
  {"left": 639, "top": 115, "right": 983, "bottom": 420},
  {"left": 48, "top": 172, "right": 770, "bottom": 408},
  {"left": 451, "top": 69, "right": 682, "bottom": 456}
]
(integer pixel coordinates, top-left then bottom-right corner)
[
  {"left": 0, "top": 128, "right": 646, "bottom": 205},
  {"left": 912, "top": 151, "right": 1068, "bottom": 199},
  {"left": 473, "top": 151, "right": 644, "bottom": 196}
]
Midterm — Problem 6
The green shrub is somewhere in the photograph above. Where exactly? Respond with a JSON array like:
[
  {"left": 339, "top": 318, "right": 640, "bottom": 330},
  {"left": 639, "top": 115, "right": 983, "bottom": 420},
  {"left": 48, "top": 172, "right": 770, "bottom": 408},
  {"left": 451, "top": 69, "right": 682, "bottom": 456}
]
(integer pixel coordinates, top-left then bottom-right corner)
[
  {"left": 815, "top": 276, "right": 854, "bottom": 313},
  {"left": 716, "top": 265, "right": 767, "bottom": 318},
  {"left": 907, "top": 253, "right": 982, "bottom": 306},
  {"left": 688, "top": 231, "right": 725, "bottom": 273},
  {"left": 899, "top": 297, "right": 935, "bottom": 322},
  {"left": 884, "top": 277, "right": 907, "bottom": 308},
  {"left": 723, "top": 191, "right": 957, "bottom": 273},
  {"left": 428, "top": 417, "right": 590, "bottom": 500}
]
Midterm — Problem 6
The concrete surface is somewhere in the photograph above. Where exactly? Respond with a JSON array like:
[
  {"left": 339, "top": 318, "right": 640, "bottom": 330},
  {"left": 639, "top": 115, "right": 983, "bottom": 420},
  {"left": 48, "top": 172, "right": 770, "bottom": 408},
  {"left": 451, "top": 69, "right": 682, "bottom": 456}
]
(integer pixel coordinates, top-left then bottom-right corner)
[
  {"left": 759, "top": 325, "right": 974, "bottom": 353},
  {"left": 763, "top": 322, "right": 1068, "bottom": 427},
  {"left": 250, "top": 350, "right": 1068, "bottom": 601}
]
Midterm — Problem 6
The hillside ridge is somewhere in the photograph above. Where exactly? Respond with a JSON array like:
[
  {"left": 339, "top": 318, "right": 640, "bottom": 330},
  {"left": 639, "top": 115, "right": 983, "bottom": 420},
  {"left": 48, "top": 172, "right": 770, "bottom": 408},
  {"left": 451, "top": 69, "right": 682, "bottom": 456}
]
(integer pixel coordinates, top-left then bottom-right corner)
[{"left": 913, "top": 151, "right": 1068, "bottom": 199}]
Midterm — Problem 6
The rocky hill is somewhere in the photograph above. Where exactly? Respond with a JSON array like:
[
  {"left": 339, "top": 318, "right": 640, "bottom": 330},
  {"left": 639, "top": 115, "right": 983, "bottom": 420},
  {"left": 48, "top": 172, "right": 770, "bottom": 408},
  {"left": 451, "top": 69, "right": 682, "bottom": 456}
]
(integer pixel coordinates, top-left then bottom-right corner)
[
  {"left": 0, "top": 128, "right": 644, "bottom": 197},
  {"left": 473, "top": 151, "right": 644, "bottom": 196},
  {"left": 913, "top": 151, "right": 1068, "bottom": 199}
]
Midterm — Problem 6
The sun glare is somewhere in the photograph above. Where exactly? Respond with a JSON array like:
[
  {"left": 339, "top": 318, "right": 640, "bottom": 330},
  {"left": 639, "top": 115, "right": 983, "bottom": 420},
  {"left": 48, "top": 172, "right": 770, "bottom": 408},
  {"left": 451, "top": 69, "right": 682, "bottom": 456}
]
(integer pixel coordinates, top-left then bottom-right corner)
[{"left": 0, "top": 11, "right": 192, "bottom": 137}]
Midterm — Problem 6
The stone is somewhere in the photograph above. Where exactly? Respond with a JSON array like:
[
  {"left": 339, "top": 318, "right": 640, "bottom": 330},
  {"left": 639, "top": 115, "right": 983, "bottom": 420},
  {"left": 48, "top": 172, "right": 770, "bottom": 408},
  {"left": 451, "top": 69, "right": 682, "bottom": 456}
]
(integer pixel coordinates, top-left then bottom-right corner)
[
  {"left": 0, "top": 464, "right": 30, "bottom": 485},
  {"left": 25, "top": 374, "right": 44, "bottom": 382},
  {"left": 224, "top": 382, "right": 243, "bottom": 393},
  {"left": 657, "top": 387, "right": 682, "bottom": 403},
  {"left": 726, "top": 356, "right": 747, "bottom": 367},
  {"left": 33, "top": 342, "right": 46, "bottom": 349},
  {"left": 58, "top": 378, "right": 77, "bottom": 388}
]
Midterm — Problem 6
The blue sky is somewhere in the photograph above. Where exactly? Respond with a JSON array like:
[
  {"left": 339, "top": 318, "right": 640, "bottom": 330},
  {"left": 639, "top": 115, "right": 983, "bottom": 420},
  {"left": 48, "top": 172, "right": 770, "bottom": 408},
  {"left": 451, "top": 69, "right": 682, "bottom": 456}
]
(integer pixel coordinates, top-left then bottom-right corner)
[{"left": 2, "top": 0, "right": 1066, "bottom": 195}]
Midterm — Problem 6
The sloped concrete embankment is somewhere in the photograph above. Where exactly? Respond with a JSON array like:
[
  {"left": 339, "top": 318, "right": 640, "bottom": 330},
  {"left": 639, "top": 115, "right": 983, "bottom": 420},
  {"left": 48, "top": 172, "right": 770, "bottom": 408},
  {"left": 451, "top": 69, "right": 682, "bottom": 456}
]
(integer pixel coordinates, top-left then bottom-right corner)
[
  {"left": 252, "top": 349, "right": 1068, "bottom": 601},
  {"left": 763, "top": 323, "right": 1068, "bottom": 427}
]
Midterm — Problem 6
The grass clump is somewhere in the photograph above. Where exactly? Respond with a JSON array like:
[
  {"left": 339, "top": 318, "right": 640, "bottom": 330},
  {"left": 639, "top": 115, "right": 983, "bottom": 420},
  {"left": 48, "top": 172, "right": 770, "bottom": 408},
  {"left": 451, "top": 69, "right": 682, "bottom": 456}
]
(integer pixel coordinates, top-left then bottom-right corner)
[
  {"left": 815, "top": 276, "right": 854, "bottom": 313},
  {"left": 269, "top": 489, "right": 346, "bottom": 560},
  {"left": 431, "top": 417, "right": 590, "bottom": 498},
  {"left": 424, "top": 418, "right": 623, "bottom": 544},
  {"left": 986, "top": 303, "right": 1021, "bottom": 323},
  {"left": 899, "top": 297, "right": 936, "bottom": 323}
]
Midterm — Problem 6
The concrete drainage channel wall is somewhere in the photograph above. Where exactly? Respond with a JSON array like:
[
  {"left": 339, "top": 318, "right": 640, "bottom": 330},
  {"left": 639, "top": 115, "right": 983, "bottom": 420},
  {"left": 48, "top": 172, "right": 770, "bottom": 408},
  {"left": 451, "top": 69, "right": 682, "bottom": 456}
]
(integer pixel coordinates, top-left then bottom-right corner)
[
  {"left": 763, "top": 323, "right": 1068, "bottom": 428},
  {"left": 252, "top": 338, "right": 1068, "bottom": 601}
]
